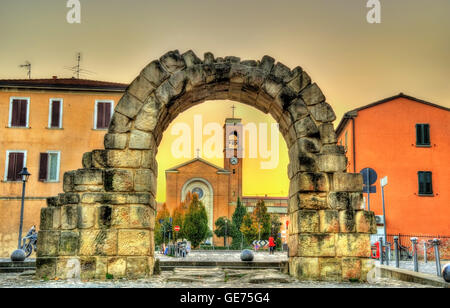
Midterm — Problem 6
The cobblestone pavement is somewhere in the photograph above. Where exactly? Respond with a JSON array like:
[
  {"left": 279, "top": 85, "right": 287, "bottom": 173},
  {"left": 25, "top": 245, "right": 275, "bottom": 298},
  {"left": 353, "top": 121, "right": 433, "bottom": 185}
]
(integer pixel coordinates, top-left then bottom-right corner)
[
  {"left": 0, "top": 270, "right": 436, "bottom": 288},
  {"left": 157, "top": 250, "right": 288, "bottom": 262},
  {"left": 376, "top": 260, "right": 450, "bottom": 276}
]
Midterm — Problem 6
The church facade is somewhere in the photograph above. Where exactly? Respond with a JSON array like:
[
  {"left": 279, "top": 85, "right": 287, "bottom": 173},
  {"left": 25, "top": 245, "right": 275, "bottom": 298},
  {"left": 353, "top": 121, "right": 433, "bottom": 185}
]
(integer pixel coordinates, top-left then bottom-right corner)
[{"left": 164, "top": 117, "right": 288, "bottom": 246}]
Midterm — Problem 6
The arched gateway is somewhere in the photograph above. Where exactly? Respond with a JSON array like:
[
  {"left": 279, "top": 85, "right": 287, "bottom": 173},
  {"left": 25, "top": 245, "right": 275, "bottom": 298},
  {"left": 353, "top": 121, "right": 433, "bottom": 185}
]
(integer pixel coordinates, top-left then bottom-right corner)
[{"left": 37, "top": 50, "right": 376, "bottom": 281}]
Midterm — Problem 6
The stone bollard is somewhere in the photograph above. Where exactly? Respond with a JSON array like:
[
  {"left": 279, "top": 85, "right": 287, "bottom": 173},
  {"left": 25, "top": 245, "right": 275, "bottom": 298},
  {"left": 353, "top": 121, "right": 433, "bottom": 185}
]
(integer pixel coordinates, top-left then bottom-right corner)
[
  {"left": 394, "top": 236, "right": 400, "bottom": 268},
  {"left": 411, "top": 237, "right": 418, "bottom": 272},
  {"left": 432, "top": 239, "right": 442, "bottom": 277}
]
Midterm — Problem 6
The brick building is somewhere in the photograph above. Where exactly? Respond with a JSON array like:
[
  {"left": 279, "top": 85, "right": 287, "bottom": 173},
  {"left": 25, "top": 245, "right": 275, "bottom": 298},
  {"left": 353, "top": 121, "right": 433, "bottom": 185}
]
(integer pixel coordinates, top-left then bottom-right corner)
[{"left": 164, "top": 117, "right": 288, "bottom": 246}]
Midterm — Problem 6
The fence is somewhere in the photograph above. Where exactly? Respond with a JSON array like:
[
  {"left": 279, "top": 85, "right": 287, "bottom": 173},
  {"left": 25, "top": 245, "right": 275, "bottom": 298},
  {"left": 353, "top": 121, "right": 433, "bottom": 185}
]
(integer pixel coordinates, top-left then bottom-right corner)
[{"left": 385, "top": 234, "right": 450, "bottom": 261}]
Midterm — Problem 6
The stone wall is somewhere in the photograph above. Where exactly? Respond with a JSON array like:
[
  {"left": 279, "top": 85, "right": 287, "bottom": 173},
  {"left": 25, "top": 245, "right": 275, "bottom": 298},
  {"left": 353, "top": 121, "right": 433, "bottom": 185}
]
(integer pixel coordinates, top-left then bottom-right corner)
[{"left": 37, "top": 50, "right": 376, "bottom": 281}]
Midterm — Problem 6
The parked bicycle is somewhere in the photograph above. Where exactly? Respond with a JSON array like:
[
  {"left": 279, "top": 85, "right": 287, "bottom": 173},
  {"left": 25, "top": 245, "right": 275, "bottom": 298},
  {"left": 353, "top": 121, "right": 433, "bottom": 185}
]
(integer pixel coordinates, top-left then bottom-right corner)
[{"left": 21, "top": 225, "right": 38, "bottom": 258}]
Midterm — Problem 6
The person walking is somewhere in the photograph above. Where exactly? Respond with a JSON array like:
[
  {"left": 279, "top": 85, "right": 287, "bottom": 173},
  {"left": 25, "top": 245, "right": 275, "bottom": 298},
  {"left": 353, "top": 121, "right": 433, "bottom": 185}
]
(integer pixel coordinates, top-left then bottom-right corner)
[{"left": 268, "top": 236, "right": 276, "bottom": 255}]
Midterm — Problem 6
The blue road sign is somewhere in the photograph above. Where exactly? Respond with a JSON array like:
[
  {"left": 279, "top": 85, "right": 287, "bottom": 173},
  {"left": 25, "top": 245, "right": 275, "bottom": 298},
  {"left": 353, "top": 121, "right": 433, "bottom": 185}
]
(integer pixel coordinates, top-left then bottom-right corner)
[{"left": 360, "top": 168, "right": 377, "bottom": 185}]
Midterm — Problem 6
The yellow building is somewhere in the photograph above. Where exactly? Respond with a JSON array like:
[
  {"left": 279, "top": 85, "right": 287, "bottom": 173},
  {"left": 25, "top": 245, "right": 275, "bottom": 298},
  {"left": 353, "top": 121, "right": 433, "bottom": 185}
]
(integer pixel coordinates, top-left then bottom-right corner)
[{"left": 0, "top": 78, "right": 126, "bottom": 257}]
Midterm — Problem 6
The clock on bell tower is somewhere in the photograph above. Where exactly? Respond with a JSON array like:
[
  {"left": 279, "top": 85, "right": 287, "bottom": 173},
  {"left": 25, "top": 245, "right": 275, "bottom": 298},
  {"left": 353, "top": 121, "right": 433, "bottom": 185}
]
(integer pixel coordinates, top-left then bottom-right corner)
[{"left": 224, "top": 113, "right": 243, "bottom": 204}]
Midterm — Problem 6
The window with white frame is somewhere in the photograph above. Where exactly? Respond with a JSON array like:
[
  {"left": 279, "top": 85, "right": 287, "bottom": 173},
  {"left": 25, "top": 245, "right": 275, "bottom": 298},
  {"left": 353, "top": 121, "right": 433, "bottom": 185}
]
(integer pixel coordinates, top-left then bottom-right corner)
[
  {"left": 4, "top": 150, "right": 27, "bottom": 181},
  {"left": 94, "top": 100, "right": 114, "bottom": 129},
  {"left": 38, "top": 151, "right": 61, "bottom": 182},
  {"left": 48, "top": 98, "right": 63, "bottom": 128},
  {"left": 8, "top": 97, "right": 30, "bottom": 128}
]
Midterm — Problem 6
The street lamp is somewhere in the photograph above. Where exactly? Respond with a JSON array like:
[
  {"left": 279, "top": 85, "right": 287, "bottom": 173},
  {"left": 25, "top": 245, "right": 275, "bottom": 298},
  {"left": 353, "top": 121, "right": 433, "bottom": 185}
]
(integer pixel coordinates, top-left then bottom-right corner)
[{"left": 11, "top": 167, "right": 31, "bottom": 262}]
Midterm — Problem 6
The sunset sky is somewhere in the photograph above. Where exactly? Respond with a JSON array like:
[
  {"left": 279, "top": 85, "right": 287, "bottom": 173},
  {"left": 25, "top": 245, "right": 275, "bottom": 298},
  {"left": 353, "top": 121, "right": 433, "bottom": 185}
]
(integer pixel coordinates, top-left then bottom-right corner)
[{"left": 1, "top": 0, "right": 449, "bottom": 202}]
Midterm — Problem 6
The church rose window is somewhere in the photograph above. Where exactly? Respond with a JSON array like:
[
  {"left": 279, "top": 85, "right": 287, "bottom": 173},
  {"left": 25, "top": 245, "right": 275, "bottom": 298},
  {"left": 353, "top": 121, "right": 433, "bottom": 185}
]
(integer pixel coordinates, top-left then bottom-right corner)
[{"left": 192, "top": 187, "right": 204, "bottom": 199}]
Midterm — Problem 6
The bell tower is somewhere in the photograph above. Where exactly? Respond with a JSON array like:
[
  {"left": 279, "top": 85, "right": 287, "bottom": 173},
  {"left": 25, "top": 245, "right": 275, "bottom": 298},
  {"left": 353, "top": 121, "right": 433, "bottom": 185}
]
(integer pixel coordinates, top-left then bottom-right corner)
[{"left": 224, "top": 105, "right": 243, "bottom": 204}]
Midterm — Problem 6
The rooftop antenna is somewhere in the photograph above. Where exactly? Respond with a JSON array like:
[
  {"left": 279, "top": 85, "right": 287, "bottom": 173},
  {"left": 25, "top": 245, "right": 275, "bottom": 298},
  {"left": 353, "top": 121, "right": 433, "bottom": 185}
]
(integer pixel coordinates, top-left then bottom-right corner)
[
  {"left": 19, "top": 61, "right": 31, "bottom": 79},
  {"left": 64, "top": 52, "right": 96, "bottom": 79}
]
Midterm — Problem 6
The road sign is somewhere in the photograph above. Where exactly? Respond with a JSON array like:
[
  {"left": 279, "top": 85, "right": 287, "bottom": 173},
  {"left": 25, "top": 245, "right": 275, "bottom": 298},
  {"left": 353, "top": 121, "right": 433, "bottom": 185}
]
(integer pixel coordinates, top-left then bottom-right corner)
[
  {"left": 174, "top": 226, "right": 180, "bottom": 232},
  {"left": 252, "top": 240, "right": 268, "bottom": 247},
  {"left": 360, "top": 168, "right": 377, "bottom": 185},
  {"left": 381, "top": 176, "right": 388, "bottom": 187}
]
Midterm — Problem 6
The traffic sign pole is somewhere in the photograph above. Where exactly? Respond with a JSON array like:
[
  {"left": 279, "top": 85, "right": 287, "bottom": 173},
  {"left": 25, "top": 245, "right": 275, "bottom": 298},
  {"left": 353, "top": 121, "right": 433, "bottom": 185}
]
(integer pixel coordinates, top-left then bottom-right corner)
[{"left": 381, "top": 176, "right": 388, "bottom": 244}]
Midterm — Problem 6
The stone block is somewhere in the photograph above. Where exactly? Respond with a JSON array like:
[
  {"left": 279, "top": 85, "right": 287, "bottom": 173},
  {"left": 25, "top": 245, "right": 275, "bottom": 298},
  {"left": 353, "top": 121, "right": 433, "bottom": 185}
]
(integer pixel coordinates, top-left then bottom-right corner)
[
  {"left": 361, "top": 258, "right": 375, "bottom": 282},
  {"left": 300, "top": 83, "right": 325, "bottom": 106},
  {"left": 333, "top": 173, "right": 363, "bottom": 192},
  {"left": 37, "top": 231, "right": 60, "bottom": 257},
  {"left": 159, "top": 50, "right": 185, "bottom": 73},
  {"left": 107, "top": 257, "right": 127, "bottom": 277},
  {"left": 135, "top": 100, "right": 160, "bottom": 132},
  {"left": 141, "top": 60, "right": 170, "bottom": 87},
  {"left": 291, "top": 210, "right": 319, "bottom": 234},
  {"left": 77, "top": 205, "right": 95, "bottom": 229},
  {"left": 126, "top": 257, "right": 150, "bottom": 278},
  {"left": 298, "top": 234, "right": 335, "bottom": 257},
  {"left": 309, "top": 102, "right": 336, "bottom": 122},
  {"left": 61, "top": 205, "right": 78, "bottom": 230},
  {"left": 287, "top": 98, "right": 310, "bottom": 122},
  {"left": 134, "top": 169, "right": 156, "bottom": 194},
  {"left": 73, "top": 169, "right": 103, "bottom": 186},
  {"left": 339, "top": 210, "right": 356, "bottom": 233},
  {"left": 355, "top": 211, "right": 377, "bottom": 234},
  {"left": 342, "top": 258, "right": 362, "bottom": 281},
  {"left": 93, "top": 150, "right": 142, "bottom": 168},
  {"left": 318, "top": 154, "right": 347, "bottom": 172},
  {"left": 336, "top": 233, "right": 371, "bottom": 257},
  {"left": 290, "top": 257, "right": 319, "bottom": 280},
  {"left": 118, "top": 230, "right": 151, "bottom": 256},
  {"left": 319, "top": 258, "right": 342, "bottom": 281},
  {"left": 289, "top": 172, "right": 329, "bottom": 196},
  {"left": 294, "top": 117, "right": 319, "bottom": 138},
  {"left": 63, "top": 171, "right": 75, "bottom": 192},
  {"left": 40, "top": 207, "right": 61, "bottom": 230},
  {"left": 59, "top": 231, "right": 80, "bottom": 256},
  {"left": 127, "top": 74, "right": 155, "bottom": 102},
  {"left": 182, "top": 50, "right": 202, "bottom": 67},
  {"left": 298, "top": 193, "right": 328, "bottom": 210},
  {"left": 319, "top": 123, "right": 337, "bottom": 144},
  {"left": 36, "top": 257, "right": 57, "bottom": 279},
  {"left": 129, "top": 130, "right": 155, "bottom": 150},
  {"left": 349, "top": 192, "right": 364, "bottom": 210},
  {"left": 130, "top": 205, "right": 154, "bottom": 229},
  {"left": 80, "top": 257, "right": 97, "bottom": 280},
  {"left": 79, "top": 230, "right": 117, "bottom": 256},
  {"left": 288, "top": 234, "right": 298, "bottom": 257},
  {"left": 104, "top": 133, "right": 128, "bottom": 150},
  {"left": 112, "top": 205, "right": 130, "bottom": 229},
  {"left": 318, "top": 210, "right": 340, "bottom": 233},
  {"left": 328, "top": 192, "right": 351, "bottom": 210},
  {"left": 104, "top": 169, "right": 134, "bottom": 192},
  {"left": 97, "top": 205, "right": 113, "bottom": 229},
  {"left": 287, "top": 70, "right": 311, "bottom": 94},
  {"left": 114, "top": 93, "right": 144, "bottom": 120},
  {"left": 95, "top": 257, "right": 108, "bottom": 279}
]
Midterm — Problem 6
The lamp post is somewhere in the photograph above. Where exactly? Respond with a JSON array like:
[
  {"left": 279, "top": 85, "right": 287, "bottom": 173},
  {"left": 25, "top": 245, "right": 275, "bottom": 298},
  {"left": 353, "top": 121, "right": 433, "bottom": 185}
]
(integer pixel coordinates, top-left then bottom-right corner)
[{"left": 11, "top": 167, "right": 31, "bottom": 262}]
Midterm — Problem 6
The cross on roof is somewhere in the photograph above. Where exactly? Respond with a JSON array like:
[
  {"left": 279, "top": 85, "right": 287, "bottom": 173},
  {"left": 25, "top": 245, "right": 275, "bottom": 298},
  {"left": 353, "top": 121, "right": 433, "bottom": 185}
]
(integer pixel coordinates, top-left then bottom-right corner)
[
  {"left": 231, "top": 105, "right": 236, "bottom": 118},
  {"left": 196, "top": 148, "right": 200, "bottom": 158}
]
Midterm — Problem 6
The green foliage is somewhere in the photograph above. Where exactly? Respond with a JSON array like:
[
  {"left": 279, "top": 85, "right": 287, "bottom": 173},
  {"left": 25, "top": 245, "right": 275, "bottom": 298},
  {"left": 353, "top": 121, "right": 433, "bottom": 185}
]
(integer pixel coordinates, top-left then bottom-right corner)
[
  {"left": 214, "top": 217, "right": 232, "bottom": 246},
  {"left": 183, "top": 194, "right": 209, "bottom": 248},
  {"left": 155, "top": 203, "right": 171, "bottom": 245},
  {"left": 253, "top": 200, "right": 271, "bottom": 240},
  {"left": 270, "top": 214, "right": 282, "bottom": 248},
  {"left": 230, "top": 197, "right": 247, "bottom": 249},
  {"left": 241, "top": 212, "right": 258, "bottom": 244},
  {"left": 106, "top": 273, "right": 114, "bottom": 280}
]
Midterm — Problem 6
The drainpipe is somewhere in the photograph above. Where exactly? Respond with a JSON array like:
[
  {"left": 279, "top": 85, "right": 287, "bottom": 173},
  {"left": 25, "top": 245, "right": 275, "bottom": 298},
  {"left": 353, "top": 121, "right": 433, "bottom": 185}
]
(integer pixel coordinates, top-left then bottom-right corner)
[{"left": 351, "top": 117, "right": 356, "bottom": 173}]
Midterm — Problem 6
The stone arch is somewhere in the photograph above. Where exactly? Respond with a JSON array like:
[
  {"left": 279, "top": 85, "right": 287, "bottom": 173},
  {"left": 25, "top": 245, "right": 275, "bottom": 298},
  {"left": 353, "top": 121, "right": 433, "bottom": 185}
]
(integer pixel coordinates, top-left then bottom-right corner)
[{"left": 37, "top": 50, "right": 376, "bottom": 281}]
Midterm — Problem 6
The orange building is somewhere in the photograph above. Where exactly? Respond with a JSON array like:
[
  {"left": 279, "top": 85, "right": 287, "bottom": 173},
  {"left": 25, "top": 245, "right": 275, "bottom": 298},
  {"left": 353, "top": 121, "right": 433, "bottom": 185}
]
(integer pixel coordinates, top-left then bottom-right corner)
[
  {"left": 336, "top": 94, "right": 450, "bottom": 240},
  {"left": 0, "top": 78, "right": 126, "bottom": 257}
]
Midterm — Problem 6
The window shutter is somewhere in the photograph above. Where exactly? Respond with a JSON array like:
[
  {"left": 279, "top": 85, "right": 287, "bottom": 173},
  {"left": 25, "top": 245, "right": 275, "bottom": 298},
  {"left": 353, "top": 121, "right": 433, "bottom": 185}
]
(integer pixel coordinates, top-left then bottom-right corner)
[
  {"left": 423, "top": 124, "right": 430, "bottom": 145},
  {"left": 7, "top": 152, "right": 24, "bottom": 181},
  {"left": 97, "top": 102, "right": 105, "bottom": 129},
  {"left": 104, "top": 103, "right": 111, "bottom": 128},
  {"left": 39, "top": 153, "right": 49, "bottom": 181},
  {"left": 51, "top": 100, "right": 61, "bottom": 128},
  {"left": 416, "top": 124, "right": 422, "bottom": 145}
]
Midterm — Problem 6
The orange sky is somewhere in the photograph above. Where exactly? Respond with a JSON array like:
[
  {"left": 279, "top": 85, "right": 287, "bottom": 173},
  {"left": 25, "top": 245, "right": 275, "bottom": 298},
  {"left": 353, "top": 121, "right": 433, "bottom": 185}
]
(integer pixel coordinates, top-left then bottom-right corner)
[{"left": 1, "top": 0, "right": 449, "bottom": 202}]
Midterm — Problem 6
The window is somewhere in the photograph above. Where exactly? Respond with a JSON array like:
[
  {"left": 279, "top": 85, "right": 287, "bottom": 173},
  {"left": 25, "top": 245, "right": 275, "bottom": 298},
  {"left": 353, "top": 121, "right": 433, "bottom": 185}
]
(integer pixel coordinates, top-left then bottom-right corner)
[
  {"left": 8, "top": 97, "right": 30, "bottom": 128},
  {"left": 48, "top": 99, "right": 63, "bottom": 128},
  {"left": 94, "top": 100, "right": 113, "bottom": 129},
  {"left": 39, "top": 151, "right": 61, "bottom": 182},
  {"left": 4, "top": 151, "right": 27, "bottom": 181},
  {"left": 418, "top": 171, "right": 433, "bottom": 195},
  {"left": 416, "top": 124, "right": 430, "bottom": 146}
]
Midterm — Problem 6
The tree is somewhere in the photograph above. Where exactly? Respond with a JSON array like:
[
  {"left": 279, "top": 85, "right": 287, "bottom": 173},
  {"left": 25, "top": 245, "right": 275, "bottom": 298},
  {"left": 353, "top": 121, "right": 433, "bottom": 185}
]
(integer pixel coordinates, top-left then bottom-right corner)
[
  {"left": 183, "top": 193, "right": 209, "bottom": 248},
  {"left": 172, "top": 197, "right": 188, "bottom": 241},
  {"left": 230, "top": 197, "right": 247, "bottom": 249},
  {"left": 155, "top": 203, "right": 171, "bottom": 246},
  {"left": 214, "top": 217, "right": 232, "bottom": 247},
  {"left": 270, "top": 214, "right": 282, "bottom": 249},
  {"left": 241, "top": 212, "right": 258, "bottom": 244},
  {"left": 253, "top": 200, "right": 271, "bottom": 240}
]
